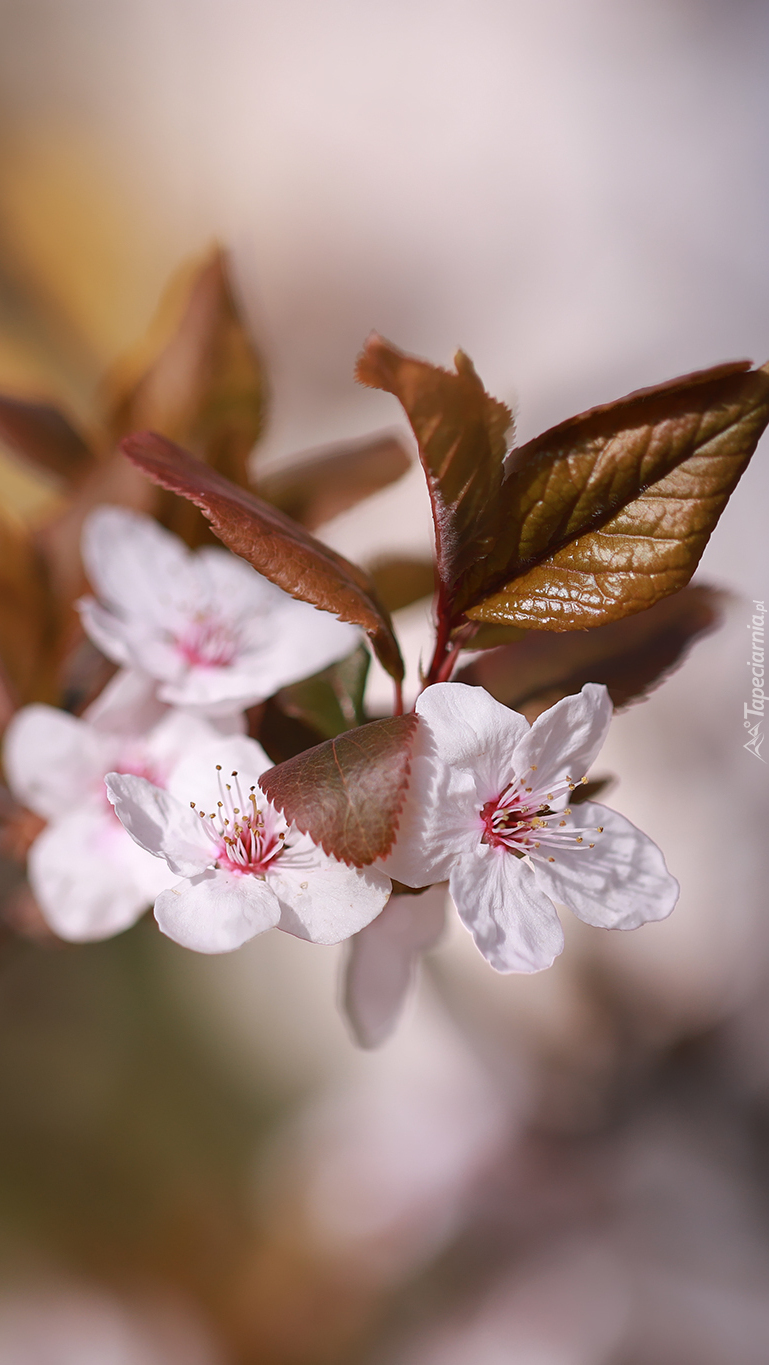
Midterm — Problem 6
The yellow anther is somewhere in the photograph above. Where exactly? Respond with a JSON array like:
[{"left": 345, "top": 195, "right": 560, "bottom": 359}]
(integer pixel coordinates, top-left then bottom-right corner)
[
  {"left": 525, "top": 786, "right": 532, "bottom": 793},
  {"left": 588, "top": 842, "right": 595, "bottom": 848},
  {"left": 234, "top": 807, "right": 240, "bottom": 815},
  {"left": 216, "top": 764, "right": 222, "bottom": 771},
  {"left": 568, "top": 781, "right": 576, "bottom": 790},
  {"left": 531, "top": 765, "right": 537, "bottom": 771},
  {"left": 548, "top": 856, "right": 555, "bottom": 863},
  {"left": 581, "top": 775, "right": 588, "bottom": 784},
  {"left": 231, "top": 771, "right": 238, "bottom": 777},
  {"left": 217, "top": 801, "right": 223, "bottom": 808},
  {"left": 576, "top": 836, "right": 583, "bottom": 843},
  {"left": 559, "top": 820, "right": 566, "bottom": 827},
  {"left": 190, "top": 801, "right": 196, "bottom": 808},
  {"left": 596, "top": 826, "right": 603, "bottom": 833}
]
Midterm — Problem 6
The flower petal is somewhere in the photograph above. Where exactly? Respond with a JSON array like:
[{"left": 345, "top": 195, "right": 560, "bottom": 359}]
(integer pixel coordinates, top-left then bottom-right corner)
[
  {"left": 343, "top": 885, "right": 447, "bottom": 1048},
  {"left": 81, "top": 506, "right": 192, "bottom": 626},
  {"left": 77, "top": 597, "right": 134, "bottom": 667},
  {"left": 154, "top": 867, "right": 281, "bottom": 952},
  {"left": 531, "top": 801, "right": 679, "bottom": 929},
  {"left": 272, "top": 842, "right": 391, "bottom": 944},
  {"left": 511, "top": 683, "right": 612, "bottom": 797},
  {"left": 83, "top": 667, "right": 165, "bottom": 735},
  {"left": 105, "top": 773, "right": 212, "bottom": 876},
  {"left": 416, "top": 682, "right": 530, "bottom": 791},
  {"left": 165, "top": 734, "right": 272, "bottom": 811},
  {"left": 3, "top": 706, "right": 106, "bottom": 818},
  {"left": 449, "top": 844, "right": 564, "bottom": 973},
  {"left": 29, "top": 807, "right": 174, "bottom": 941}
]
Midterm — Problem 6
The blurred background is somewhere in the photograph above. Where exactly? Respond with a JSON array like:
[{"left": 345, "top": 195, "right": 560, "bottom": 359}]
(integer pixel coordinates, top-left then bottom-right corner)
[{"left": 0, "top": 0, "right": 768, "bottom": 1360}]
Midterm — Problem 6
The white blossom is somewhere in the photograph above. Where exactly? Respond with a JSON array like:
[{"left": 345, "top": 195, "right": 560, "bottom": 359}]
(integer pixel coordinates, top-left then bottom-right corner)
[
  {"left": 383, "top": 682, "right": 679, "bottom": 973},
  {"left": 106, "top": 733, "right": 391, "bottom": 953},
  {"left": 343, "top": 885, "right": 447, "bottom": 1048},
  {"left": 2, "top": 671, "right": 223, "bottom": 941},
  {"left": 78, "top": 506, "right": 362, "bottom": 715}
]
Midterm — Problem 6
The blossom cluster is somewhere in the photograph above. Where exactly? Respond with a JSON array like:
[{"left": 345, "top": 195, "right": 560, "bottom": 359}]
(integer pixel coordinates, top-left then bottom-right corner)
[{"left": 3, "top": 506, "right": 678, "bottom": 1044}]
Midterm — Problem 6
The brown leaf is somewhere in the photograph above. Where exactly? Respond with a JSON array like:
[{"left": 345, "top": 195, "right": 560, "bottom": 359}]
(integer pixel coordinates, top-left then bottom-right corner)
[
  {"left": 106, "top": 247, "right": 267, "bottom": 545},
  {"left": 368, "top": 557, "right": 436, "bottom": 613},
  {"left": 457, "top": 584, "right": 724, "bottom": 713},
  {"left": 0, "top": 397, "right": 94, "bottom": 487},
  {"left": 0, "top": 516, "right": 57, "bottom": 716},
  {"left": 464, "top": 361, "right": 769, "bottom": 628},
  {"left": 121, "top": 432, "right": 405, "bottom": 682},
  {"left": 259, "top": 713, "right": 418, "bottom": 866},
  {"left": 257, "top": 432, "right": 411, "bottom": 530},
  {"left": 356, "top": 334, "right": 512, "bottom": 607}
]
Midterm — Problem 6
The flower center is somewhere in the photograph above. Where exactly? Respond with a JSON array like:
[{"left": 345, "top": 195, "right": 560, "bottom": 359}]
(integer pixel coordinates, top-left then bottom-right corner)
[
  {"left": 480, "top": 768, "right": 603, "bottom": 864},
  {"left": 175, "top": 615, "right": 239, "bottom": 668},
  {"left": 190, "top": 767, "right": 289, "bottom": 877}
]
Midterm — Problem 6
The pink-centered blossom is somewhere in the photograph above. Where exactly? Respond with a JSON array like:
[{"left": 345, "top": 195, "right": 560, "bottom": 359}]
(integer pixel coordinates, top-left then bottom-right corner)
[
  {"left": 78, "top": 506, "right": 361, "bottom": 715},
  {"left": 383, "top": 682, "right": 679, "bottom": 973},
  {"left": 106, "top": 733, "right": 391, "bottom": 953},
  {"left": 2, "top": 671, "right": 223, "bottom": 941}
]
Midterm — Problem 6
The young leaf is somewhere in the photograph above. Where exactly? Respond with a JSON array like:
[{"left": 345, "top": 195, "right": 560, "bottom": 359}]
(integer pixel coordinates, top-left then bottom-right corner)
[
  {"left": 257, "top": 432, "right": 410, "bottom": 530},
  {"left": 121, "top": 431, "right": 405, "bottom": 682},
  {"left": 259, "top": 713, "right": 418, "bottom": 866},
  {"left": 106, "top": 247, "right": 266, "bottom": 545},
  {"left": 463, "top": 361, "right": 769, "bottom": 628},
  {"left": 457, "top": 584, "right": 723, "bottom": 712},
  {"left": 355, "top": 334, "right": 511, "bottom": 607},
  {"left": 0, "top": 397, "right": 94, "bottom": 487}
]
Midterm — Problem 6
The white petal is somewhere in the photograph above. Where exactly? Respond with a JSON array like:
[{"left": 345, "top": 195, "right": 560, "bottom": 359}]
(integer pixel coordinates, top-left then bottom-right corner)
[
  {"left": 28, "top": 807, "right": 173, "bottom": 942},
  {"left": 512, "top": 683, "right": 612, "bottom": 797},
  {"left": 195, "top": 545, "right": 285, "bottom": 615},
  {"left": 141, "top": 708, "right": 224, "bottom": 771},
  {"left": 105, "top": 773, "right": 212, "bottom": 876},
  {"left": 532, "top": 801, "right": 680, "bottom": 930},
  {"left": 81, "top": 506, "right": 192, "bottom": 626},
  {"left": 3, "top": 706, "right": 107, "bottom": 818},
  {"left": 158, "top": 666, "right": 272, "bottom": 713},
  {"left": 77, "top": 597, "right": 133, "bottom": 666},
  {"left": 165, "top": 734, "right": 272, "bottom": 810},
  {"left": 272, "top": 842, "right": 391, "bottom": 944},
  {"left": 83, "top": 667, "right": 165, "bottom": 734},
  {"left": 416, "top": 682, "right": 530, "bottom": 790},
  {"left": 154, "top": 867, "right": 281, "bottom": 952},
  {"left": 449, "top": 844, "right": 564, "bottom": 973},
  {"left": 251, "top": 594, "right": 362, "bottom": 693},
  {"left": 343, "top": 885, "right": 447, "bottom": 1048}
]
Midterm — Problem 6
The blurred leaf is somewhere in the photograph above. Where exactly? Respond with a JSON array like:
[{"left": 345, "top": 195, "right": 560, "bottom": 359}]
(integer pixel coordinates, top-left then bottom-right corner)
[
  {"left": 260, "top": 713, "right": 418, "bottom": 866},
  {"left": 464, "top": 361, "right": 769, "bottom": 629},
  {"left": 356, "top": 334, "right": 511, "bottom": 609},
  {"left": 0, "top": 396, "right": 95, "bottom": 487},
  {"left": 122, "top": 432, "right": 405, "bottom": 683},
  {"left": 0, "top": 516, "right": 56, "bottom": 714},
  {"left": 107, "top": 247, "right": 267, "bottom": 545},
  {"left": 276, "top": 646, "right": 370, "bottom": 740},
  {"left": 460, "top": 620, "right": 528, "bottom": 650},
  {"left": 457, "top": 584, "right": 724, "bottom": 712},
  {"left": 368, "top": 556, "right": 436, "bottom": 613},
  {"left": 258, "top": 432, "right": 410, "bottom": 530}
]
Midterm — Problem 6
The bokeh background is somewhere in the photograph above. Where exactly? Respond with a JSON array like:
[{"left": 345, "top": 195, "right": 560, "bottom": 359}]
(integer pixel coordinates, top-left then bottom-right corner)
[{"left": 0, "top": 1, "right": 768, "bottom": 1360}]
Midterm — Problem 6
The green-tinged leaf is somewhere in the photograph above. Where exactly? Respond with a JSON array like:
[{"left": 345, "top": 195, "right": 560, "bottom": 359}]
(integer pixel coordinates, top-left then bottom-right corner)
[
  {"left": 355, "top": 334, "right": 512, "bottom": 605},
  {"left": 464, "top": 360, "right": 769, "bottom": 628},
  {"left": 369, "top": 556, "right": 437, "bottom": 613},
  {"left": 255, "top": 698, "right": 326, "bottom": 764},
  {"left": 121, "top": 432, "right": 405, "bottom": 682},
  {"left": 258, "top": 432, "right": 410, "bottom": 530},
  {"left": 457, "top": 584, "right": 724, "bottom": 712},
  {"left": 259, "top": 713, "right": 418, "bottom": 866},
  {"left": 276, "top": 646, "right": 370, "bottom": 739},
  {"left": 107, "top": 247, "right": 266, "bottom": 545},
  {"left": 0, "top": 396, "right": 94, "bottom": 486}
]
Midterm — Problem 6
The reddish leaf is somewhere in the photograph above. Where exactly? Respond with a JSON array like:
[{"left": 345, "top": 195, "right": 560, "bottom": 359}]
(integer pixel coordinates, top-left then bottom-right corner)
[
  {"left": 0, "top": 397, "right": 94, "bottom": 486},
  {"left": 259, "top": 713, "right": 418, "bottom": 866},
  {"left": 457, "top": 584, "right": 724, "bottom": 713},
  {"left": 121, "top": 431, "right": 404, "bottom": 682},
  {"left": 464, "top": 360, "right": 769, "bottom": 628},
  {"left": 356, "top": 334, "right": 511, "bottom": 608},
  {"left": 107, "top": 247, "right": 267, "bottom": 545},
  {"left": 258, "top": 432, "right": 411, "bottom": 530}
]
